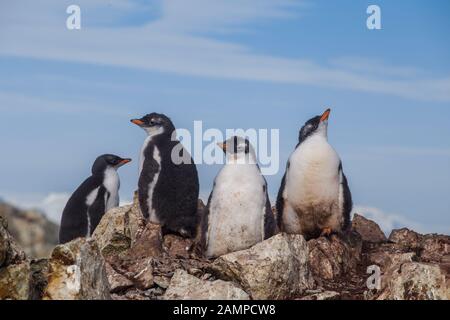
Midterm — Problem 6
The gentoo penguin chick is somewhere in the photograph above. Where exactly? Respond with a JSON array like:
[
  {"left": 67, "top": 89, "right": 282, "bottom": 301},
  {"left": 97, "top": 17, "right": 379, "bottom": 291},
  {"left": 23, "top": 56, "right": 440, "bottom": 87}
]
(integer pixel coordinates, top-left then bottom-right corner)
[
  {"left": 59, "top": 154, "right": 131, "bottom": 244},
  {"left": 131, "top": 113, "right": 199, "bottom": 238},
  {"left": 202, "top": 136, "right": 276, "bottom": 258},
  {"left": 276, "top": 109, "right": 352, "bottom": 240}
]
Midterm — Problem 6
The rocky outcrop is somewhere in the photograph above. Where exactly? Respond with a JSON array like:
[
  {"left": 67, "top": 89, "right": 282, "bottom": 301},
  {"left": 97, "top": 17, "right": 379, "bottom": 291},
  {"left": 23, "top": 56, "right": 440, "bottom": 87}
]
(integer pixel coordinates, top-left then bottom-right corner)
[
  {"left": 352, "top": 213, "right": 387, "bottom": 243},
  {"left": 1, "top": 197, "right": 448, "bottom": 300},
  {"left": 0, "top": 216, "right": 31, "bottom": 300},
  {"left": 308, "top": 232, "right": 362, "bottom": 281},
  {"left": 92, "top": 195, "right": 146, "bottom": 259},
  {"left": 0, "top": 262, "right": 32, "bottom": 299},
  {"left": 0, "top": 216, "right": 26, "bottom": 268},
  {"left": 377, "top": 262, "right": 448, "bottom": 300},
  {"left": 363, "top": 226, "right": 449, "bottom": 300},
  {"left": 163, "top": 269, "right": 249, "bottom": 300},
  {"left": 211, "top": 233, "right": 314, "bottom": 299},
  {"left": 0, "top": 203, "right": 58, "bottom": 259},
  {"left": 43, "top": 238, "right": 111, "bottom": 300}
]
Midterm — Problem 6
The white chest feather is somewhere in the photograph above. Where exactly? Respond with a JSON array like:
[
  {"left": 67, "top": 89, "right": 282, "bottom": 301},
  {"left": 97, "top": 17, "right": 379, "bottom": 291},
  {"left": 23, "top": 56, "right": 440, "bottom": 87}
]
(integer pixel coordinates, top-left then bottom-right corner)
[
  {"left": 103, "top": 167, "right": 120, "bottom": 211},
  {"left": 147, "top": 146, "right": 162, "bottom": 223},
  {"left": 285, "top": 136, "right": 341, "bottom": 208},
  {"left": 206, "top": 163, "right": 266, "bottom": 258}
]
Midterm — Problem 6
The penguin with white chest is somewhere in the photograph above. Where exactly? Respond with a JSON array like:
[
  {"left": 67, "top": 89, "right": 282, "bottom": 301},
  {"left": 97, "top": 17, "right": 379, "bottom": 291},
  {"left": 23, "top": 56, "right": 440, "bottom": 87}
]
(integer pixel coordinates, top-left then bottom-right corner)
[
  {"left": 131, "top": 113, "right": 199, "bottom": 238},
  {"left": 202, "top": 136, "right": 276, "bottom": 258},
  {"left": 276, "top": 109, "right": 352, "bottom": 240},
  {"left": 59, "top": 154, "right": 131, "bottom": 244}
]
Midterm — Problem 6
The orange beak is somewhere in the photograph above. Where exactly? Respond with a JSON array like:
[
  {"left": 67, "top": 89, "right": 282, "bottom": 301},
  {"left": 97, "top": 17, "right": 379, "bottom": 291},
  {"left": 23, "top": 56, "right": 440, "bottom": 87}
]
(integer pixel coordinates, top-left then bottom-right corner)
[
  {"left": 119, "top": 158, "right": 132, "bottom": 165},
  {"left": 131, "top": 119, "right": 144, "bottom": 126},
  {"left": 217, "top": 142, "right": 226, "bottom": 151},
  {"left": 320, "top": 108, "right": 331, "bottom": 122}
]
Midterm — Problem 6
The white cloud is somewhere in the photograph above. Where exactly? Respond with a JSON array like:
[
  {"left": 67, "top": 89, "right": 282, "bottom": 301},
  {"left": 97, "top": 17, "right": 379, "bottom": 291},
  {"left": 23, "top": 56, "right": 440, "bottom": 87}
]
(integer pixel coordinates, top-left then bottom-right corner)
[
  {"left": 39, "top": 192, "right": 71, "bottom": 223},
  {"left": 153, "top": 0, "right": 298, "bottom": 33},
  {"left": 352, "top": 205, "right": 449, "bottom": 235},
  {"left": 0, "top": 0, "right": 449, "bottom": 102},
  {"left": 365, "top": 146, "right": 450, "bottom": 157},
  {"left": 2, "top": 192, "right": 134, "bottom": 224},
  {"left": 0, "top": 90, "right": 133, "bottom": 116},
  {"left": 2, "top": 192, "right": 70, "bottom": 223}
]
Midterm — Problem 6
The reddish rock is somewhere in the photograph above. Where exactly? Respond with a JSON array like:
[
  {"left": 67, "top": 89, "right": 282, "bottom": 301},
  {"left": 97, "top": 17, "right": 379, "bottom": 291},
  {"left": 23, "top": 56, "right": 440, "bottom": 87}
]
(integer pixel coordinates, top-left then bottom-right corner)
[
  {"left": 420, "top": 234, "right": 450, "bottom": 263},
  {"left": 126, "top": 222, "right": 163, "bottom": 260},
  {"left": 163, "top": 234, "right": 194, "bottom": 259},
  {"left": 388, "top": 228, "right": 423, "bottom": 251},
  {"left": 351, "top": 213, "right": 387, "bottom": 243},
  {"left": 307, "top": 232, "right": 362, "bottom": 281},
  {"left": 105, "top": 263, "right": 133, "bottom": 293}
]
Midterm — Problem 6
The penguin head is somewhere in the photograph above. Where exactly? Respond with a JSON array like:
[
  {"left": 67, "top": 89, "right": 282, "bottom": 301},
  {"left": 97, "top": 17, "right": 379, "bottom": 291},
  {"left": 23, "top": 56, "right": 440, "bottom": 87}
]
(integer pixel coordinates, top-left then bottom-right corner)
[
  {"left": 298, "top": 108, "right": 331, "bottom": 143},
  {"left": 218, "top": 136, "right": 257, "bottom": 163},
  {"left": 130, "top": 113, "right": 175, "bottom": 137},
  {"left": 91, "top": 154, "right": 131, "bottom": 175}
]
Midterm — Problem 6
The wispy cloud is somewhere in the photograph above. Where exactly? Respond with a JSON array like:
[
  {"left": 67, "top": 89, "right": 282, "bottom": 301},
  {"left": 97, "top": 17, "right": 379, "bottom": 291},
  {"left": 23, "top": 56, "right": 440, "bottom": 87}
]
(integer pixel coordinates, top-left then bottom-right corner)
[
  {"left": 353, "top": 205, "right": 449, "bottom": 235},
  {"left": 0, "top": 90, "right": 132, "bottom": 116},
  {"left": 1, "top": 0, "right": 449, "bottom": 102},
  {"left": 365, "top": 146, "right": 450, "bottom": 157},
  {"left": 2, "top": 192, "right": 133, "bottom": 224}
]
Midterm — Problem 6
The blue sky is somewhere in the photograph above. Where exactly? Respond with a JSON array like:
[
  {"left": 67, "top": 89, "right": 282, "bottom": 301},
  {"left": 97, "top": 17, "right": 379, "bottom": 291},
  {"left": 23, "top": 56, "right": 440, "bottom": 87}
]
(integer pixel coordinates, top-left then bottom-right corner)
[{"left": 0, "top": 0, "right": 449, "bottom": 234}]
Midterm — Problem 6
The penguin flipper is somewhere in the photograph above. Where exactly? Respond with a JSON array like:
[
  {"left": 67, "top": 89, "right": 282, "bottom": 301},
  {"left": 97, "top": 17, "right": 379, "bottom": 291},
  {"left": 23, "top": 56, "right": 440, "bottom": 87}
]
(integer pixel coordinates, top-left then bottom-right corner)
[
  {"left": 339, "top": 164, "right": 353, "bottom": 231},
  {"left": 87, "top": 186, "right": 107, "bottom": 235},
  {"left": 275, "top": 172, "right": 287, "bottom": 231},
  {"left": 263, "top": 181, "right": 276, "bottom": 239},
  {"left": 200, "top": 185, "right": 214, "bottom": 254}
]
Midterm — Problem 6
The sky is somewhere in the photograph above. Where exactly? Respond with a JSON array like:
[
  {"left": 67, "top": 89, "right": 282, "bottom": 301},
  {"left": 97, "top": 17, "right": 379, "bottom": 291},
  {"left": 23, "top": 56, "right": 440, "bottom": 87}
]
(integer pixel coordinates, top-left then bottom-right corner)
[{"left": 0, "top": 0, "right": 449, "bottom": 234}]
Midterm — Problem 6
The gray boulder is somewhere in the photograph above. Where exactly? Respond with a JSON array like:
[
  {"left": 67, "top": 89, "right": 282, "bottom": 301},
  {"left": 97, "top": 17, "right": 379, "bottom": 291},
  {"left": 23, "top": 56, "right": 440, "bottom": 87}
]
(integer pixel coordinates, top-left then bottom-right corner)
[
  {"left": 43, "top": 238, "right": 111, "bottom": 300},
  {"left": 163, "top": 269, "right": 249, "bottom": 300},
  {"left": 211, "top": 233, "right": 314, "bottom": 299}
]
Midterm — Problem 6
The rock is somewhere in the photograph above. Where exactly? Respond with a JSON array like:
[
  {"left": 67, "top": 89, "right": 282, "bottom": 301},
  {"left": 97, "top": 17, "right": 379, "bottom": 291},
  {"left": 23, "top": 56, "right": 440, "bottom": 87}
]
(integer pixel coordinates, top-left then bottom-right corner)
[
  {"left": 0, "top": 262, "right": 31, "bottom": 299},
  {"left": 211, "top": 233, "right": 314, "bottom": 299},
  {"left": 387, "top": 229, "right": 449, "bottom": 263},
  {"left": 368, "top": 251, "right": 416, "bottom": 273},
  {"left": 378, "top": 262, "right": 449, "bottom": 300},
  {"left": 300, "top": 290, "right": 340, "bottom": 300},
  {"left": 163, "top": 234, "right": 194, "bottom": 259},
  {"left": 163, "top": 269, "right": 249, "bottom": 300},
  {"left": 308, "top": 233, "right": 362, "bottom": 281},
  {"left": 92, "top": 202, "right": 146, "bottom": 260},
  {"left": 0, "top": 216, "right": 26, "bottom": 267},
  {"left": 43, "top": 238, "right": 111, "bottom": 300},
  {"left": 132, "top": 258, "right": 154, "bottom": 290},
  {"left": 0, "top": 203, "right": 58, "bottom": 259},
  {"left": 153, "top": 275, "right": 171, "bottom": 289},
  {"left": 352, "top": 214, "right": 387, "bottom": 243},
  {"left": 420, "top": 234, "right": 450, "bottom": 263},
  {"left": 124, "top": 289, "right": 150, "bottom": 300},
  {"left": 126, "top": 223, "right": 163, "bottom": 260},
  {"left": 0, "top": 217, "right": 8, "bottom": 266},
  {"left": 29, "top": 259, "right": 50, "bottom": 300},
  {"left": 105, "top": 263, "right": 133, "bottom": 293},
  {"left": 3, "top": 196, "right": 449, "bottom": 301},
  {"left": 388, "top": 228, "right": 423, "bottom": 251},
  {"left": 0, "top": 216, "right": 39, "bottom": 300}
]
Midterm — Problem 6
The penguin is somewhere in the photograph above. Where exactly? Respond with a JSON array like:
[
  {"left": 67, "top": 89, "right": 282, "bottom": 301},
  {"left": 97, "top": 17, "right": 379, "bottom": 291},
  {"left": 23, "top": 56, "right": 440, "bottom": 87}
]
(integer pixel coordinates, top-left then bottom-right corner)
[
  {"left": 130, "top": 113, "right": 199, "bottom": 238},
  {"left": 202, "top": 136, "right": 276, "bottom": 258},
  {"left": 276, "top": 109, "right": 352, "bottom": 240},
  {"left": 59, "top": 154, "right": 131, "bottom": 244}
]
